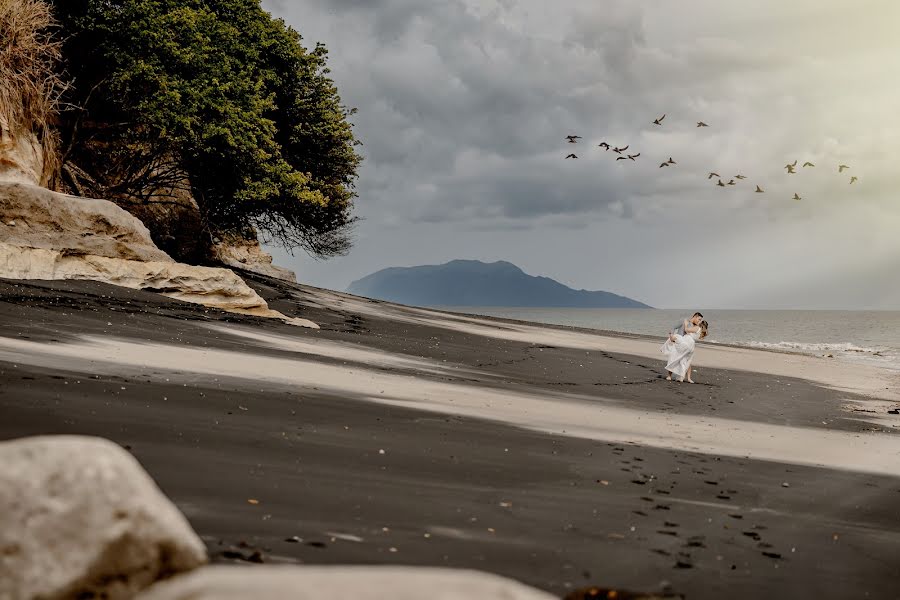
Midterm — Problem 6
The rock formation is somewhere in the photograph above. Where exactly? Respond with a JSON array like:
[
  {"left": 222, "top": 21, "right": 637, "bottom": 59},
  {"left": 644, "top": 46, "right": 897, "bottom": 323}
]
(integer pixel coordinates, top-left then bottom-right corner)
[
  {"left": 212, "top": 231, "right": 297, "bottom": 283},
  {"left": 0, "top": 435, "right": 208, "bottom": 600},
  {"left": 0, "top": 182, "right": 317, "bottom": 327}
]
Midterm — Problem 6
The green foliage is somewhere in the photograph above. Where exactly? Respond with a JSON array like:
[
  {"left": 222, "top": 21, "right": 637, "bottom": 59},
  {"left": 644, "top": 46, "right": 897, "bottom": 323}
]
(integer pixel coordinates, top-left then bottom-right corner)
[{"left": 51, "top": 0, "right": 361, "bottom": 256}]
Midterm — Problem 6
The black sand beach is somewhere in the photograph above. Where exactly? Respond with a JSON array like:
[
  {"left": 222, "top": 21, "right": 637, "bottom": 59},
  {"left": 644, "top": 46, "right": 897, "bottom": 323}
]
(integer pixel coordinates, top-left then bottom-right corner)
[{"left": 2, "top": 276, "right": 899, "bottom": 599}]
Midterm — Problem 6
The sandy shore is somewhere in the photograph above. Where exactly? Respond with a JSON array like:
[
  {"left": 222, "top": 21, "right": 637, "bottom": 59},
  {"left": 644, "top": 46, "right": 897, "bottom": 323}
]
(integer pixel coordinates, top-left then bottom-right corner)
[{"left": 2, "top": 275, "right": 899, "bottom": 599}]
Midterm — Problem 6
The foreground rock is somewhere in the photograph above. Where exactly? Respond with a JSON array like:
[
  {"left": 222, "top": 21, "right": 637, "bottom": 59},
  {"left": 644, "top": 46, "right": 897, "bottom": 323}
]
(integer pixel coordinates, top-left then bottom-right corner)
[
  {"left": 136, "top": 565, "right": 557, "bottom": 600},
  {"left": 0, "top": 435, "right": 207, "bottom": 600},
  {"left": 0, "top": 182, "right": 317, "bottom": 327}
]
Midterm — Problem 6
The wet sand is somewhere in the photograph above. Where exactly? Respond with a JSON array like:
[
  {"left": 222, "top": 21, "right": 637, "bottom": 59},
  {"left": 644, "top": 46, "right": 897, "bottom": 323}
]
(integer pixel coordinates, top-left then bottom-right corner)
[{"left": 1, "top": 275, "right": 899, "bottom": 599}]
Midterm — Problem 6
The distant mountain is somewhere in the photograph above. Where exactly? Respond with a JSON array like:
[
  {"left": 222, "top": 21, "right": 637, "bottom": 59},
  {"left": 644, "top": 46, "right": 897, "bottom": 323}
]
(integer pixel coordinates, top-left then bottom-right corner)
[{"left": 347, "top": 260, "right": 651, "bottom": 308}]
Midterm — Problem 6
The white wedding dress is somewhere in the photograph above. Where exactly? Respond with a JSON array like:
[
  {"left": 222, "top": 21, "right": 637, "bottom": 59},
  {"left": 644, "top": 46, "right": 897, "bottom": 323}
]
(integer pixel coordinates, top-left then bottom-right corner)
[{"left": 661, "top": 329, "right": 700, "bottom": 379}]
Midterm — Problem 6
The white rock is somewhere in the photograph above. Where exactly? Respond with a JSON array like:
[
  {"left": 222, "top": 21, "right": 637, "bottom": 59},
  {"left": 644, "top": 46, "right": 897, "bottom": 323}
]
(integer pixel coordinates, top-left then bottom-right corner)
[
  {"left": 135, "top": 565, "right": 557, "bottom": 600},
  {"left": 0, "top": 242, "right": 317, "bottom": 328},
  {"left": 0, "top": 181, "right": 318, "bottom": 327},
  {"left": 0, "top": 436, "right": 207, "bottom": 600}
]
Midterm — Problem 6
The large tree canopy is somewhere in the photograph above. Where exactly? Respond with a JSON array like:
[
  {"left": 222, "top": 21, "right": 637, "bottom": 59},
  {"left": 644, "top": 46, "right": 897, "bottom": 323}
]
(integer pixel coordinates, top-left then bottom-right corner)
[{"left": 50, "top": 0, "right": 362, "bottom": 257}]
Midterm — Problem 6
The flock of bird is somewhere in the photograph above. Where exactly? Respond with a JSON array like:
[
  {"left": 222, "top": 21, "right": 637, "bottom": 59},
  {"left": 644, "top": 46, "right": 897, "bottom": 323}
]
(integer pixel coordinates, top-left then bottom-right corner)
[{"left": 563, "top": 115, "right": 859, "bottom": 201}]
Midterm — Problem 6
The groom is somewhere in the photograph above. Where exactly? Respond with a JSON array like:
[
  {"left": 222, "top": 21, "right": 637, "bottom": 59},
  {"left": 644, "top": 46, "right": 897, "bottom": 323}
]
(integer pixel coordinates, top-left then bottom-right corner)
[{"left": 673, "top": 312, "right": 703, "bottom": 336}]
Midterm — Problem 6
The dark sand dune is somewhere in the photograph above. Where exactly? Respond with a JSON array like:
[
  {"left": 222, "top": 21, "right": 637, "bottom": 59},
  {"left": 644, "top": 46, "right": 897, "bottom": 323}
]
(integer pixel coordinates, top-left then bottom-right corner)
[{"left": 1, "top": 276, "right": 899, "bottom": 599}]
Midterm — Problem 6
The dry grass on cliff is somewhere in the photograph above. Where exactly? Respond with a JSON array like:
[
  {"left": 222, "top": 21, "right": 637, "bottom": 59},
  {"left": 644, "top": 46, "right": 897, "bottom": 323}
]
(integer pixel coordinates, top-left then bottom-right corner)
[{"left": 0, "top": 0, "right": 65, "bottom": 182}]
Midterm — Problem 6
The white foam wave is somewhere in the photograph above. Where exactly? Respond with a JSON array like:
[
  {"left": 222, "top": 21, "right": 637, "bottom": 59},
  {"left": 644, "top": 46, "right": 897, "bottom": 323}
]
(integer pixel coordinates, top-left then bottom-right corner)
[
  {"left": 741, "top": 341, "right": 886, "bottom": 355},
  {"left": 708, "top": 339, "right": 900, "bottom": 371}
]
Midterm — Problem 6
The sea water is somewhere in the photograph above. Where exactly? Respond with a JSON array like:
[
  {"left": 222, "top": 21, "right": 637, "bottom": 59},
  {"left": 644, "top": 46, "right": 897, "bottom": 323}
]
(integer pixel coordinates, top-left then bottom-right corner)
[{"left": 440, "top": 308, "right": 900, "bottom": 372}]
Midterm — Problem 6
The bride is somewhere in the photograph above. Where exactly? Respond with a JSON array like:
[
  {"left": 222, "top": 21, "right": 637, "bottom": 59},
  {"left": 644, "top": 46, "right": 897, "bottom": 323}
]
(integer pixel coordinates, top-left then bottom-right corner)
[{"left": 661, "top": 318, "right": 708, "bottom": 383}]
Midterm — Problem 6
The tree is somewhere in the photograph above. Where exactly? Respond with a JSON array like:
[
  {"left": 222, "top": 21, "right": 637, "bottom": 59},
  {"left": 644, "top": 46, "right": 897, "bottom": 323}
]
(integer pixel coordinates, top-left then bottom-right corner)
[{"left": 50, "top": 0, "right": 362, "bottom": 257}]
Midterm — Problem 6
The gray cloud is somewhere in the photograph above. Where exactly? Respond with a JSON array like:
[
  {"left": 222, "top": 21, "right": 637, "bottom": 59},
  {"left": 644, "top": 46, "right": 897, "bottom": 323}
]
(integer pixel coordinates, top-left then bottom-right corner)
[{"left": 261, "top": 0, "right": 900, "bottom": 308}]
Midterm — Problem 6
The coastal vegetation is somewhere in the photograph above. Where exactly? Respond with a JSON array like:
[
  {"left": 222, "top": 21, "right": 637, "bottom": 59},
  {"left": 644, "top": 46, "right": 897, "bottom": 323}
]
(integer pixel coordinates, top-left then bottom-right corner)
[{"left": 3, "top": 0, "right": 362, "bottom": 257}]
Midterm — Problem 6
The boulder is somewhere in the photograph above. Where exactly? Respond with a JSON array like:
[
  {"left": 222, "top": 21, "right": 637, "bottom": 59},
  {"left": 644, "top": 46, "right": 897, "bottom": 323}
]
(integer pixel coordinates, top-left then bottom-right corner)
[
  {"left": 212, "top": 231, "right": 297, "bottom": 283},
  {"left": 135, "top": 565, "right": 557, "bottom": 600},
  {"left": 0, "top": 435, "right": 207, "bottom": 600}
]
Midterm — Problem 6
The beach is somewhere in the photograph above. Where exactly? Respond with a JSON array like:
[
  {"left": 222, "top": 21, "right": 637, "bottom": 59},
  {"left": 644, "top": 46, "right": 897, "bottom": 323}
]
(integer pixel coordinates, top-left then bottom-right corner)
[{"left": 2, "top": 274, "right": 899, "bottom": 599}]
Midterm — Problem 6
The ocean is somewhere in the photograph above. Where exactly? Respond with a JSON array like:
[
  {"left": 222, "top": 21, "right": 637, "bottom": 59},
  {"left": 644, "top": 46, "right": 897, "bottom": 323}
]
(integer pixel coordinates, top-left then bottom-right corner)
[{"left": 439, "top": 308, "right": 900, "bottom": 372}]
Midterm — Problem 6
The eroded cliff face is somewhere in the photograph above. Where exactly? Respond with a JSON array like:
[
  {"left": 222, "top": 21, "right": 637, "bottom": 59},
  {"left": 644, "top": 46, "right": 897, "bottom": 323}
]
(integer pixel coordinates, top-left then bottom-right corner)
[{"left": 0, "top": 117, "right": 45, "bottom": 186}]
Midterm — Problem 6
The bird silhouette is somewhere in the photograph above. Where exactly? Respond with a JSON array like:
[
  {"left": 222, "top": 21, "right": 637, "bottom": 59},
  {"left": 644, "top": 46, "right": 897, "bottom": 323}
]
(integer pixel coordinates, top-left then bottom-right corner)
[
  {"left": 717, "top": 179, "right": 726, "bottom": 187},
  {"left": 755, "top": 185, "right": 764, "bottom": 193},
  {"left": 708, "top": 172, "right": 720, "bottom": 179},
  {"left": 613, "top": 145, "right": 629, "bottom": 154},
  {"left": 697, "top": 121, "right": 709, "bottom": 127},
  {"left": 627, "top": 153, "right": 640, "bottom": 161},
  {"left": 735, "top": 174, "right": 747, "bottom": 180},
  {"left": 792, "top": 193, "right": 802, "bottom": 200},
  {"left": 565, "top": 135, "right": 582, "bottom": 143},
  {"left": 785, "top": 164, "right": 796, "bottom": 174},
  {"left": 598, "top": 142, "right": 610, "bottom": 150},
  {"left": 850, "top": 176, "right": 858, "bottom": 184},
  {"left": 790, "top": 160, "right": 798, "bottom": 167},
  {"left": 659, "top": 162, "right": 669, "bottom": 168},
  {"left": 565, "top": 153, "right": 578, "bottom": 159},
  {"left": 667, "top": 157, "right": 676, "bottom": 165},
  {"left": 802, "top": 162, "right": 815, "bottom": 168},
  {"left": 727, "top": 179, "right": 736, "bottom": 186},
  {"left": 838, "top": 164, "right": 850, "bottom": 173},
  {"left": 653, "top": 114, "right": 666, "bottom": 125},
  {"left": 616, "top": 156, "right": 628, "bottom": 161}
]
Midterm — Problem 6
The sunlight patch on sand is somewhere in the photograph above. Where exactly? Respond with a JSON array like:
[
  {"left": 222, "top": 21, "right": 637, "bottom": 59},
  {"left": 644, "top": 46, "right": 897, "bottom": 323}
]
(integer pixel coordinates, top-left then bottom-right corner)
[
  {"left": 2, "top": 335, "right": 899, "bottom": 478},
  {"left": 201, "top": 324, "right": 493, "bottom": 379}
]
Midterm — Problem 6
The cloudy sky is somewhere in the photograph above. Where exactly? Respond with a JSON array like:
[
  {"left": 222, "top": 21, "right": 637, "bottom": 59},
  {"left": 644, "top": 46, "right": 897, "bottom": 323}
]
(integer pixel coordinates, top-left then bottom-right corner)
[{"left": 262, "top": 0, "right": 900, "bottom": 309}]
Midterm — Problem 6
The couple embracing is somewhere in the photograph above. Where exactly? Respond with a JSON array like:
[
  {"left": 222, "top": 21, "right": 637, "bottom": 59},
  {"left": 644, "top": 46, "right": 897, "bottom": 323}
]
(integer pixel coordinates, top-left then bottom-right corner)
[{"left": 661, "top": 312, "right": 708, "bottom": 383}]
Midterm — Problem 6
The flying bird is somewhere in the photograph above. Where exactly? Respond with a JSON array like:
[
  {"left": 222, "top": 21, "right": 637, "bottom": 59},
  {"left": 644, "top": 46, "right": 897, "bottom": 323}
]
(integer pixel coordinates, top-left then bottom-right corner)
[
  {"left": 697, "top": 121, "right": 709, "bottom": 127},
  {"left": 613, "top": 145, "right": 629, "bottom": 154},
  {"left": 793, "top": 193, "right": 802, "bottom": 200},
  {"left": 667, "top": 157, "right": 676, "bottom": 165},
  {"left": 616, "top": 156, "right": 628, "bottom": 161},
  {"left": 708, "top": 172, "right": 720, "bottom": 179},
  {"left": 659, "top": 162, "right": 670, "bottom": 168},
  {"left": 802, "top": 161, "right": 815, "bottom": 168},
  {"left": 735, "top": 174, "right": 747, "bottom": 180},
  {"left": 565, "top": 135, "right": 582, "bottom": 143},
  {"left": 717, "top": 179, "right": 726, "bottom": 187},
  {"left": 627, "top": 153, "right": 640, "bottom": 161},
  {"left": 850, "top": 176, "right": 858, "bottom": 184},
  {"left": 785, "top": 163, "right": 796, "bottom": 174},
  {"left": 653, "top": 114, "right": 666, "bottom": 125},
  {"left": 755, "top": 185, "right": 764, "bottom": 193},
  {"left": 838, "top": 164, "right": 850, "bottom": 173},
  {"left": 565, "top": 153, "right": 578, "bottom": 159},
  {"left": 727, "top": 179, "right": 736, "bottom": 186},
  {"left": 598, "top": 142, "right": 610, "bottom": 150}
]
